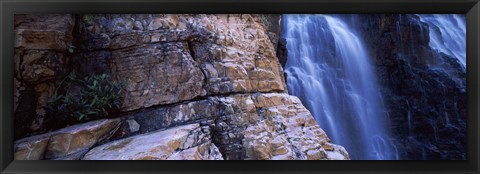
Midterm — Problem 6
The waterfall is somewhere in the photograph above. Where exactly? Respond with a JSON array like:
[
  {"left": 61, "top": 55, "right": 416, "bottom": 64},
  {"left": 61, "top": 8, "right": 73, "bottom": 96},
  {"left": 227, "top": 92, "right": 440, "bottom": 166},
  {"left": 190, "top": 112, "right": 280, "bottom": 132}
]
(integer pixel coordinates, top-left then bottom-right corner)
[
  {"left": 418, "top": 14, "right": 466, "bottom": 68},
  {"left": 282, "top": 14, "right": 398, "bottom": 160}
]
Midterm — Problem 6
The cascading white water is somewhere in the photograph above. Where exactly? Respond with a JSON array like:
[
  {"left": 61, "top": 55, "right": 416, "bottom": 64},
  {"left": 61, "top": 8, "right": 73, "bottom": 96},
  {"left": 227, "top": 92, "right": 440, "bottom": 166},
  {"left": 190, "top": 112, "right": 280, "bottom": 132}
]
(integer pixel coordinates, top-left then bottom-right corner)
[
  {"left": 282, "top": 14, "right": 398, "bottom": 160},
  {"left": 418, "top": 14, "right": 466, "bottom": 68}
]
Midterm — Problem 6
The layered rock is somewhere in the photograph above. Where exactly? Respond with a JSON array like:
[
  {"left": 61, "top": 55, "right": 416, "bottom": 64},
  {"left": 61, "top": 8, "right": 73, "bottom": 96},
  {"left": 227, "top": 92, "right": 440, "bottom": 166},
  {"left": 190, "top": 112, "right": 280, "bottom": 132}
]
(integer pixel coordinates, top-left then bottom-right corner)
[
  {"left": 14, "top": 92, "right": 349, "bottom": 160},
  {"left": 14, "top": 119, "right": 121, "bottom": 160},
  {"left": 15, "top": 14, "right": 74, "bottom": 51},
  {"left": 242, "top": 93, "right": 349, "bottom": 160},
  {"left": 357, "top": 14, "right": 466, "bottom": 160},
  {"left": 82, "top": 123, "right": 222, "bottom": 160},
  {"left": 14, "top": 14, "right": 74, "bottom": 138},
  {"left": 14, "top": 14, "right": 349, "bottom": 160},
  {"left": 74, "top": 14, "right": 285, "bottom": 112},
  {"left": 110, "top": 93, "right": 349, "bottom": 160}
]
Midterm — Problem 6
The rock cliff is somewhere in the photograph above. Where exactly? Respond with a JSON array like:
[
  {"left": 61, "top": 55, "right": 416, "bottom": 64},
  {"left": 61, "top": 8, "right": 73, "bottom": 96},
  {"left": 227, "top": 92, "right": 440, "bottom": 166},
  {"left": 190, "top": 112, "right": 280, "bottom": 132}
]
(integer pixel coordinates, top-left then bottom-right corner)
[
  {"left": 14, "top": 14, "right": 74, "bottom": 136},
  {"left": 14, "top": 14, "right": 349, "bottom": 160},
  {"left": 356, "top": 14, "right": 466, "bottom": 160}
]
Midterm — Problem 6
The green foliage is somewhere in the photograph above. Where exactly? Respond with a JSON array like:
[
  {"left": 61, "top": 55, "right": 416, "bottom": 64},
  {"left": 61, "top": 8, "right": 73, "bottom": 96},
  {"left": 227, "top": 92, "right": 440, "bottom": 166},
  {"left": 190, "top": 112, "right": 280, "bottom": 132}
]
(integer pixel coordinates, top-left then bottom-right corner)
[{"left": 46, "top": 71, "right": 126, "bottom": 122}]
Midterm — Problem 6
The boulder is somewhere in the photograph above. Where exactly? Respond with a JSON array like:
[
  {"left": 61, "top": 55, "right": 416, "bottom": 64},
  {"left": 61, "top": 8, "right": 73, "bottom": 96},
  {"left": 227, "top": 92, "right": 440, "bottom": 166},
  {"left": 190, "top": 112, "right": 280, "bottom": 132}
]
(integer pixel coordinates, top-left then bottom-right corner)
[
  {"left": 45, "top": 119, "right": 122, "bottom": 159},
  {"left": 14, "top": 134, "right": 51, "bottom": 160},
  {"left": 82, "top": 123, "right": 221, "bottom": 160},
  {"left": 14, "top": 118, "right": 121, "bottom": 160}
]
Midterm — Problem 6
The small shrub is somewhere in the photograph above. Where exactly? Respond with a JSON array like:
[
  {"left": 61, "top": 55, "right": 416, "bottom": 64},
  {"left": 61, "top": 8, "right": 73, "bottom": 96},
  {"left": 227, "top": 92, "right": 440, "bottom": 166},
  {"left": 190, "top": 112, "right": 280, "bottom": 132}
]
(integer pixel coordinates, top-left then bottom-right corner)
[{"left": 46, "top": 71, "right": 126, "bottom": 122}]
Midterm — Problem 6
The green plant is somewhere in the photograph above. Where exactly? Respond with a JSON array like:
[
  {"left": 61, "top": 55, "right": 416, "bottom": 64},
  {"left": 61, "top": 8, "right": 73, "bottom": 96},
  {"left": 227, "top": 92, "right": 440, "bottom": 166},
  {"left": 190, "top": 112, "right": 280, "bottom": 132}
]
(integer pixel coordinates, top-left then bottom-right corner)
[{"left": 46, "top": 71, "right": 126, "bottom": 122}]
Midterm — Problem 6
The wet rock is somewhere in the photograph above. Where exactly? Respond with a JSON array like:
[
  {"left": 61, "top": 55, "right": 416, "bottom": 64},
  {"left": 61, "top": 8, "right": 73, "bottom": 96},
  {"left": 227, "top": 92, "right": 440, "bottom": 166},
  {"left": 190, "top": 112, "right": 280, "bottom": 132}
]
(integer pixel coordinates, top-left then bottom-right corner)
[{"left": 357, "top": 14, "right": 467, "bottom": 160}]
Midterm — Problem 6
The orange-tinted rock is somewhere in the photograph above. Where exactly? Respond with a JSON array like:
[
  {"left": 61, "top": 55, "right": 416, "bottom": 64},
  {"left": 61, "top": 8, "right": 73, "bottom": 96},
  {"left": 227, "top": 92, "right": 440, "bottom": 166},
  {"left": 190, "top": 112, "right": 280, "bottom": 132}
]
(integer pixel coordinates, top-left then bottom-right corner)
[
  {"left": 45, "top": 119, "right": 122, "bottom": 159},
  {"left": 14, "top": 134, "right": 51, "bottom": 160},
  {"left": 110, "top": 42, "right": 204, "bottom": 111},
  {"left": 14, "top": 118, "right": 121, "bottom": 160}
]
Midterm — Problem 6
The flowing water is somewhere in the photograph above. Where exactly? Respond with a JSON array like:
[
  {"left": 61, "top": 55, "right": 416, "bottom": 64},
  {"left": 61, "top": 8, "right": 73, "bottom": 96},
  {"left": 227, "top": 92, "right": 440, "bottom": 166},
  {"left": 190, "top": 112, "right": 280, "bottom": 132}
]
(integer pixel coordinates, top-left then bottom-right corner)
[
  {"left": 418, "top": 14, "right": 466, "bottom": 68},
  {"left": 282, "top": 14, "right": 398, "bottom": 160}
]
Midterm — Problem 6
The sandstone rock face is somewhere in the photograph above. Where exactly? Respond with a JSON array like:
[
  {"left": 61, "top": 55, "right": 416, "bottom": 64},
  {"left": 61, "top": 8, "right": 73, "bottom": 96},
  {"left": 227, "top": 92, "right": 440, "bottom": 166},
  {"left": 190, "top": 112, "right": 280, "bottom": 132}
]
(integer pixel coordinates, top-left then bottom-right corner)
[
  {"left": 76, "top": 14, "right": 285, "bottom": 111},
  {"left": 15, "top": 14, "right": 74, "bottom": 51},
  {"left": 234, "top": 93, "right": 348, "bottom": 160},
  {"left": 14, "top": 14, "right": 74, "bottom": 138},
  {"left": 14, "top": 14, "right": 349, "bottom": 160},
  {"left": 109, "top": 93, "right": 349, "bottom": 160},
  {"left": 190, "top": 15, "right": 285, "bottom": 95},
  {"left": 82, "top": 123, "right": 222, "bottom": 160},
  {"left": 14, "top": 119, "right": 121, "bottom": 160},
  {"left": 110, "top": 99, "right": 219, "bottom": 141},
  {"left": 74, "top": 42, "right": 205, "bottom": 111},
  {"left": 111, "top": 42, "right": 205, "bottom": 110}
]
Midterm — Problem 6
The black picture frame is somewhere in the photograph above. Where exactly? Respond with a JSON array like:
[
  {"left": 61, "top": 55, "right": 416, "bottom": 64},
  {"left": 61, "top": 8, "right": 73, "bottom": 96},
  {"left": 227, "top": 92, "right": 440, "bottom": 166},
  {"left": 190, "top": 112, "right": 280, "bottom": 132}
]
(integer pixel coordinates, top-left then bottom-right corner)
[{"left": 1, "top": 0, "right": 479, "bottom": 173}]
